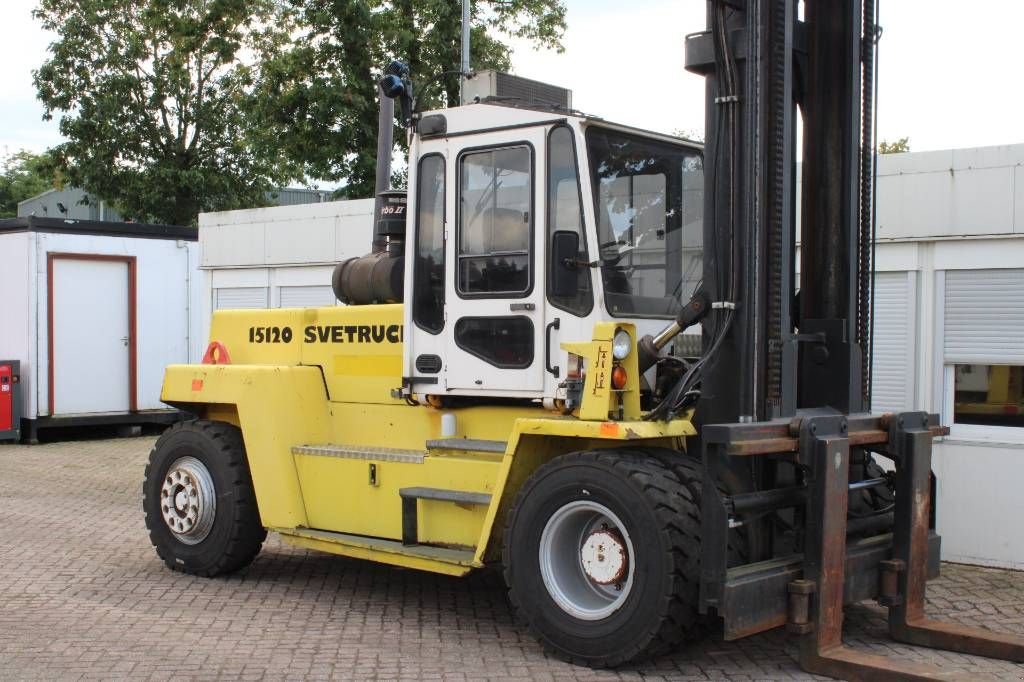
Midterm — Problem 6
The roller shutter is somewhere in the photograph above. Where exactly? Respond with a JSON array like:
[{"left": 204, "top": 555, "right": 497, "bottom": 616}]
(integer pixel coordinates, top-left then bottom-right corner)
[
  {"left": 214, "top": 287, "right": 268, "bottom": 310},
  {"left": 871, "top": 272, "right": 914, "bottom": 413},
  {"left": 944, "top": 269, "right": 1024, "bottom": 365},
  {"left": 279, "top": 285, "right": 336, "bottom": 308}
]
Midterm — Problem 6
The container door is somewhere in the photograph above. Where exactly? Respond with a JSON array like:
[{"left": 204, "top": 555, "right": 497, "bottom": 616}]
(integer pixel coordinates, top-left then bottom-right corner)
[
  {"left": 50, "top": 256, "right": 133, "bottom": 415},
  {"left": 444, "top": 129, "right": 546, "bottom": 393}
]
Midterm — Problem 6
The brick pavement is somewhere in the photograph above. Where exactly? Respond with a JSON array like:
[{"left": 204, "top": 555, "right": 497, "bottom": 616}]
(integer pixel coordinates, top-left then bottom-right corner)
[{"left": 1, "top": 435, "right": 1023, "bottom": 681}]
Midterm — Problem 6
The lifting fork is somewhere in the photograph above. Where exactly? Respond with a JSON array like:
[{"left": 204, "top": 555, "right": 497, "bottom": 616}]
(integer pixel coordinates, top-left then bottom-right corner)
[{"left": 795, "top": 411, "right": 1024, "bottom": 680}]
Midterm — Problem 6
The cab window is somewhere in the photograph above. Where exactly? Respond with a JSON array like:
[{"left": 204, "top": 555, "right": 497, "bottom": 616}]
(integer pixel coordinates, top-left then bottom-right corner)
[
  {"left": 547, "top": 126, "right": 593, "bottom": 315},
  {"left": 457, "top": 145, "right": 533, "bottom": 297},
  {"left": 413, "top": 154, "right": 446, "bottom": 333},
  {"left": 586, "top": 127, "right": 704, "bottom": 318}
]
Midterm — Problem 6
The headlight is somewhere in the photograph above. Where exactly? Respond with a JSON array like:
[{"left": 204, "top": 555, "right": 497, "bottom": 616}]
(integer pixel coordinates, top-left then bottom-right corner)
[{"left": 612, "top": 329, "right": 631, "bottom": 360}]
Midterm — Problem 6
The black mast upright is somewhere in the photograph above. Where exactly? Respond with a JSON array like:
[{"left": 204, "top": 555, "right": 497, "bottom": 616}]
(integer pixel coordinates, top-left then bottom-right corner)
[{"left": 685, "top": 0, "right": 873, "bottom": 423}]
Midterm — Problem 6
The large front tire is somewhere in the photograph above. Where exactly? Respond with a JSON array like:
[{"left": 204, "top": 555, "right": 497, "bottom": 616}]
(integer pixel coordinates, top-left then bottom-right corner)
[
  {"left": 502, "top": 449, "right": 706, "bottom": 667},
  {"left": 143, "top": 420, "right": 266, "bottom": 576}
]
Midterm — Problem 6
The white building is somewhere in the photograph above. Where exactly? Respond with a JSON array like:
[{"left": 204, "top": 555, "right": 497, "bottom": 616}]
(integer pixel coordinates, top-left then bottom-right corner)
[
  {"left": 867, "top": 144, "right": 1024, "bottom": 569},
  {"left": 0, "top": 217, "right": 202, "bottom": 441}
]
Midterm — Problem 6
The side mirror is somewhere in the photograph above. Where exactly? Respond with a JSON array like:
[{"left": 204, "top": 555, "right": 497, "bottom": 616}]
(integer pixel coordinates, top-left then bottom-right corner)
[{"left": 550, "top": 230, "right": 581, "bottom": 298}]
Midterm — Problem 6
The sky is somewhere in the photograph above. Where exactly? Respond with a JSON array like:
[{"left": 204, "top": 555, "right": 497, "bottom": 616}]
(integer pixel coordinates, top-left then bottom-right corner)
[{"left": 3, "top": 0, "right": 1024, "bottom": 157}]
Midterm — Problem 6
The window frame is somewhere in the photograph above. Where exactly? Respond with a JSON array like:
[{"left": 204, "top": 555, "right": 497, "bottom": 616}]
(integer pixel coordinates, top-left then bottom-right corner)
[
  {"left": 412, "top": 153, "right": 447, "bottom": 335},
  {"left": 454, "top": 141, "right": 536, "bottom": 300},
  {"left": 545, "top": 123, "right": 594, "bottom": 317},
  {"left": 453, "top": 315, "right": 536, "bottom": 369}
]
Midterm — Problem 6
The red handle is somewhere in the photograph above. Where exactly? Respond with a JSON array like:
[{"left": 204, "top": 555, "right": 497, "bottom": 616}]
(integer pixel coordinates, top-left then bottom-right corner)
[{"left": 202, "top": 341, "right": 232, "bottom": 365}]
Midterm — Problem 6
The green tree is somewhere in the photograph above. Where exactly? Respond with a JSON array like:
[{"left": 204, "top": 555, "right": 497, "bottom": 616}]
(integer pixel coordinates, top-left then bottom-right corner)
[
  {"left": 33, "top": 0, "right": 296, "bottom": 226},
  {"left": 878, "top": 137, "right": 910, "bottom": 154},
  {"left": 0, "top": 149, "right": 61, "bottom": 218},
  {"left": 254, "top": 0, "right": 567, "bottom": 199}
]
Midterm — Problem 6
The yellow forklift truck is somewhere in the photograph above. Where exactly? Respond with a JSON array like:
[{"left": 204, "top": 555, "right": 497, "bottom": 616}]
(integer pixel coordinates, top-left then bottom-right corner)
[{"left": 143, "top": 1, "right": 1024, "bottom": 677}]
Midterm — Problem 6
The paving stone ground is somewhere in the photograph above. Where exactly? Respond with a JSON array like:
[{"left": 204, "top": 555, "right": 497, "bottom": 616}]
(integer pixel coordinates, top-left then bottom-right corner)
[{"left": 1, "top": 434, "right": 1023, "bottom": 681}]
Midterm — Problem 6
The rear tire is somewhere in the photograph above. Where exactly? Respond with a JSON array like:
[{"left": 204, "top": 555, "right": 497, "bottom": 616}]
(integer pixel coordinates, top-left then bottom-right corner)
[
  {"left": 143, "top": 420, "right": 266, "bottom": 576},
  {"left": 502, "top": 449, "right": 707, "bottom": 667}
]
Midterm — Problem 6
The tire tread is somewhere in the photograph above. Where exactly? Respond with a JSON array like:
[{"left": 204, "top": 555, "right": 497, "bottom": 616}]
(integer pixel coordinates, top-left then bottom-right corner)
[
  {"left": 143, "top": 420, "right": 265, "bottom": 577},
  {"left": 502, "top": 448, "right": 716, "bottom": 667}
]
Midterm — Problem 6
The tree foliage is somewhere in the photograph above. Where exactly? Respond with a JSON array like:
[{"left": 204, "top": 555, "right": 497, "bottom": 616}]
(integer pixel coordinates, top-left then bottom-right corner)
[
  {"left": 254, "top": 0, "right": 567, "bottom": 199},
  {"left": 878, "top": 137, "right": 910, "bottom": 154},
  {"left": 0, "top": 149, "right": 61, "bottom": 218},
  {"left": 33, "top": 0, "right": 295, "bottom": 225}
]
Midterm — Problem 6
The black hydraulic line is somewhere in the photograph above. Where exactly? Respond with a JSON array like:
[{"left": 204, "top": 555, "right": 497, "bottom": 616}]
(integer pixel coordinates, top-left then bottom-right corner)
[
  {"left": 726, "top": 477, "right": 888, "bottom": 516},
  {"left": 649, "top": 0, "right": 739, "bottom": 422}
]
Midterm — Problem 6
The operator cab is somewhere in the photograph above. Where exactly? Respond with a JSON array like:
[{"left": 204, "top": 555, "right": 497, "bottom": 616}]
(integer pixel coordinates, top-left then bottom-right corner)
[{"left": 402, "top": 102, "right": 704, "bottom": 407}]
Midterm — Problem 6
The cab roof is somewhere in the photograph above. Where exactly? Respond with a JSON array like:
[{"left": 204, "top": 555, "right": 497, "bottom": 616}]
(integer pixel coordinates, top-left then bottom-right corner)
[{"left": 416, "top": 101, "right": 702, "bottom": 150}]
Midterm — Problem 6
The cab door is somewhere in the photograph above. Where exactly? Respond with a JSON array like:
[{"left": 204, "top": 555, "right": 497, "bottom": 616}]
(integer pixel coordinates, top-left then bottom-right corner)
[{"left": 444, "top": 128, "right": 546, "bottom": 394}]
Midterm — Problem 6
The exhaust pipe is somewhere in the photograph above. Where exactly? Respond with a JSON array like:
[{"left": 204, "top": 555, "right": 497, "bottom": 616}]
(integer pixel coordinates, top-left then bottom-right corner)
[
  {"left": 332, "top": 67, "right": 411, "bottom": 305},
  {"left": 372, "top": 85, "right": 395, "bottom": 254}
]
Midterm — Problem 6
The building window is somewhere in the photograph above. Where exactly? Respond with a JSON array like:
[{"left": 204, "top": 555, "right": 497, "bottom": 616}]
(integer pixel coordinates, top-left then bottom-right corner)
[
  {"left": 457, "top": 145, "right": 532, "bottom": 296},
  {"left": 413, "top": 154, "right": 445, "bottom": 334},
  {"left": 943, "top": 269, "right": 1024, "bottom": 438},
  {"left": 953, "top": 364, "right": 1024, "bottom": 428},
  {"left": 547, "top": 125, "right": 593, "bottom": 316}
]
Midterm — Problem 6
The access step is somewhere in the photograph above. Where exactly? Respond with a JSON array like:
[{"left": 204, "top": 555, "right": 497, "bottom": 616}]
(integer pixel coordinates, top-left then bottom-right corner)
[
  {"left": 275, "top": 527, "right": 476, "bottom": 566},
  {"left": 425, "top": 438, "right": 507, "bottom": 454},
  {"left": 399, "top": 486, "right": 493, "bottom": 546},
  {"left": 292, "top": 443, "right": 425, "bottom": 464}
]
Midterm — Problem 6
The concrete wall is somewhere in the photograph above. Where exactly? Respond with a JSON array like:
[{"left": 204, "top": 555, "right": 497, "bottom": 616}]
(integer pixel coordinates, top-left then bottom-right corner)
[
  {"left": 199, "top": 199, "right": 374, "bottom": 268},
  {"left": 876, "top": 144, "right": 1024, "bottom": 239}
]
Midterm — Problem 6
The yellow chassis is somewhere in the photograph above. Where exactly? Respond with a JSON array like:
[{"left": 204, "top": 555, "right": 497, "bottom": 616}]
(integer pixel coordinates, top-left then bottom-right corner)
[{"left": 162, "top": 305, "right": 695, "bottom": 576}]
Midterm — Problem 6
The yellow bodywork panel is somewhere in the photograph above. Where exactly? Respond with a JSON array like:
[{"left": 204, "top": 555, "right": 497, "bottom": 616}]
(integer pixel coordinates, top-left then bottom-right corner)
[
  {"left": 162, "top": 363, "right": 331, "bottom": 529},
  {"left": 205, "top": 305, "right": 405, "bottom": 405},
  {"left": 293, "top": 452, "right": 498, "bottom": 545},
  {"left": 163, "top": 306, "right": 697, "bottom": 575}
]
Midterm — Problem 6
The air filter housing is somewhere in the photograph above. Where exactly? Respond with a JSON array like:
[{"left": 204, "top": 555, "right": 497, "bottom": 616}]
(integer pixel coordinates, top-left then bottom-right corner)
[{"left": 462, "top": 71, "right": 572, "bottom": 109}]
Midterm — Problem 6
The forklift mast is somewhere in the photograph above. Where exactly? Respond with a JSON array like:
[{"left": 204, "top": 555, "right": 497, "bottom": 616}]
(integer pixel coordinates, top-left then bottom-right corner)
[{"left": 687, "top": 0, "right": 877, "bottom": 423}]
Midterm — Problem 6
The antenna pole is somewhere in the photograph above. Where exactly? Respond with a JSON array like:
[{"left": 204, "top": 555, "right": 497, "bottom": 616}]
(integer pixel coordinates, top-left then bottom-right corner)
[{"left": 460, "top": 0, "right": 471, "bottom": 103}]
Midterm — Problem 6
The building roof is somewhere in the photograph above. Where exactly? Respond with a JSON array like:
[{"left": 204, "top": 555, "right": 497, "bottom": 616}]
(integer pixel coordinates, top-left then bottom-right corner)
[{"left": 0, "top": 216, "right": 197, "bottom": 241}]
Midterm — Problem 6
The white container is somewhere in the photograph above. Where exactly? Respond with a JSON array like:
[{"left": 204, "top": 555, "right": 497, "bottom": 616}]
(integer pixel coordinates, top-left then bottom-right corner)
[{"left": 0, "top": 217, "right": 201, "bottom": 440}]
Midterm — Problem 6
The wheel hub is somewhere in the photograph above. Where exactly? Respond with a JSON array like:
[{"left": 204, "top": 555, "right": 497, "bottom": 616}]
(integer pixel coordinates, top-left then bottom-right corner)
[
  {"left": 539, "top": 500, "right": 635, "bottom": 621},
  {"left": 580, "top": 529, "right": 628, "bottom": 585},
  {"left": 159, "top": 456, "right": 216, "bottom": 545}
]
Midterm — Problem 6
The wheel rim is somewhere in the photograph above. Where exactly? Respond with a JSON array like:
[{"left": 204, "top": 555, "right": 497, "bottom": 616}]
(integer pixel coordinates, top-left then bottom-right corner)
[
  {"left": 159, "top": 456, "right": 216, "bottom": 545},
  {"left": 539, "top": 500, "right": 635, "bottom": 621}
]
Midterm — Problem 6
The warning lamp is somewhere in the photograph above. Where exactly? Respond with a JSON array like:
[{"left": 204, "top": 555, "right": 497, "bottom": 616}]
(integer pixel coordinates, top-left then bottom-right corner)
[{"left": 611, "top": 365, "right": 628, "bottom": 390}]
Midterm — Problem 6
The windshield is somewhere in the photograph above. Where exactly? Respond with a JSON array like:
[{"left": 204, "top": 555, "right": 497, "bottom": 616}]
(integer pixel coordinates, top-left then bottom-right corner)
[{"left": 585, "top": 127, "right": 703, "bottom": 318}]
